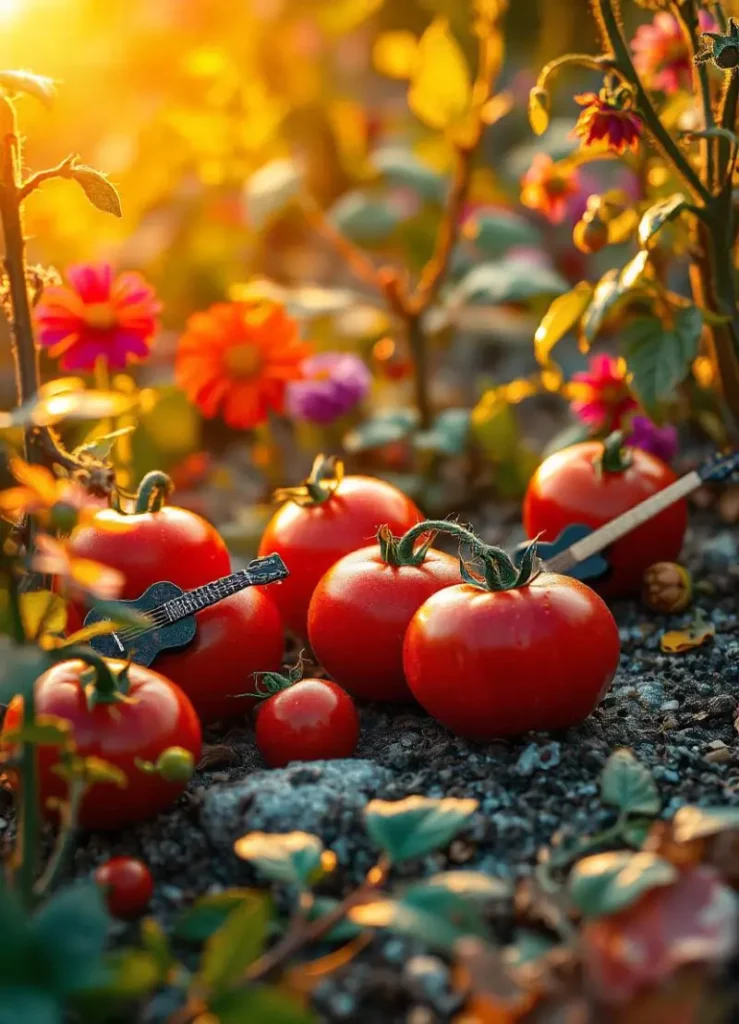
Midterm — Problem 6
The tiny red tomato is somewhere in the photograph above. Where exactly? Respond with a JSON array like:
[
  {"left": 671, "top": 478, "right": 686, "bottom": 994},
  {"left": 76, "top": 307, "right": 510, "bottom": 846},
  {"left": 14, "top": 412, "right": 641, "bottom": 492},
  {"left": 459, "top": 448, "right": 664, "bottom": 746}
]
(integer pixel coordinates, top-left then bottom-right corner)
[
  {"left": 404, "top": 571, "right": 620, "bottom": 740},
  {"left": 523, "top": 439, "right": 687, "bottom": 598},
  {"left": 156, "top": 587, "right": 284, "bottom": 723},
  {"left": 1, "top": 658, "right": 202, "bottom": 830},
  {"left": 255, "top": 678, "right": 359, "bottom": 768},
  {"left": 258, "top": 457, "right": 422, "bottom": 638},
  {"left": 95, "top": 856, "right": 154, "bottom": 919},
  {"left": 308, "top": 529, "right": 461, "bottom": 702}
]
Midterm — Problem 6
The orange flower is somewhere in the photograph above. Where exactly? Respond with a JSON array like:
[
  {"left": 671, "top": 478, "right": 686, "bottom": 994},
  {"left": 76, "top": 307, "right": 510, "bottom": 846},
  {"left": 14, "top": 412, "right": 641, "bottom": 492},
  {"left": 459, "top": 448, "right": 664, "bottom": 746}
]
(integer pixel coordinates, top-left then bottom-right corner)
[
  {"left": 0, "top": 460, "right": 98, "bottom": 531},
  {"left": 32, "top": 535, "right": 124, "bottom": 602},
  {"left": 175, "top": 300, "right": 313, "bottom": 429},
  {"left": 520, "top": 154, "right": 582, "bottom": 224}
]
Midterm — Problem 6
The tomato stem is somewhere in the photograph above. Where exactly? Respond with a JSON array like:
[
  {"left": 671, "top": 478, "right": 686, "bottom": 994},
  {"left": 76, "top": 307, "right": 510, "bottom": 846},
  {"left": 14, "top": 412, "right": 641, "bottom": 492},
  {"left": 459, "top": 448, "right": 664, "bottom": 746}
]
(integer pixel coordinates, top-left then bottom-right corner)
[
  {"left": 134, "top": 470, "right": 174, "bottom": 513},
  {"left": 597, "top": 431, "right": 633, "bottom": 476},
  {"left": 242, "top": 657, "right": 305, "bottom": 700},
  {"left": 272, "top": 454, "right": 344, "bottom": 508},
  {"left": 57, "top": 646, "right": 128, "bottom": 706},
  {"left": 377, "top": 523, "right": 437, "bottom": 566}
]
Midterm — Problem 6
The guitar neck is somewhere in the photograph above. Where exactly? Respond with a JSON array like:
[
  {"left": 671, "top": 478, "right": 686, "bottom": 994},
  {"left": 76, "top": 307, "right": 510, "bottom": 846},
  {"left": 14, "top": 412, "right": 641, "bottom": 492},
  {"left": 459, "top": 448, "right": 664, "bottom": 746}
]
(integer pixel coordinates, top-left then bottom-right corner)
[
  {"left": 545, "top": 469, "right": 702, "bottom": 574},
  {"left": 161, "top": 571, "right": 254, "bottom": 623}
]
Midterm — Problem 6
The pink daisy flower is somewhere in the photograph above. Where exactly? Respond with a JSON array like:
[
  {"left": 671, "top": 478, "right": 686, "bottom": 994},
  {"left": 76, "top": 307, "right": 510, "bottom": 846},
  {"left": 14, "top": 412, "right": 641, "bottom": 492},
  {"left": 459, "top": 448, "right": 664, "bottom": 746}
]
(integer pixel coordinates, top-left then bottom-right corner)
[
  {"left": 632, "top": 10, "right": 716, "bottom": 95},
  {"left": 569, "top": 354, "right": 638, "bottom": 432},
  {"left": 35, "top": 263, "right": 162, "bottom": 371}
]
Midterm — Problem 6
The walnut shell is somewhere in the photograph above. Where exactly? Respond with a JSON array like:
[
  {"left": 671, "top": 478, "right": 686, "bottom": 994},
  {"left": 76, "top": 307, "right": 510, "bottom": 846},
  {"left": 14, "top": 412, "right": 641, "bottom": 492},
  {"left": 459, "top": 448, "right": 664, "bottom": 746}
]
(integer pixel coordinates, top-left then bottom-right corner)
[{"left": 642, "top": 561, "right": 692, "bottom": 614}]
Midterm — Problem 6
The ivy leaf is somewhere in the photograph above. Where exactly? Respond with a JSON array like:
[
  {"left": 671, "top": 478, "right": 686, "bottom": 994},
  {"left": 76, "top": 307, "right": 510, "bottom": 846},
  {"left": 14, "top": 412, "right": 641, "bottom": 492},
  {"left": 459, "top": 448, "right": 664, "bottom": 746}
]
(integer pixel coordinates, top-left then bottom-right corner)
[
  {"left": 534, "top": 282, "right": 594, "bottom": 365},
  {"left": 233, "top": 832, "right": 324, "bottom": 885},
  {"left": 672, "top": 806, "right": 739, "bottom": 842},
  {"left": 208, "top": 985, "right": 315, "bottom": 1024},
  {"left": 372, "top": 146, "right": 445, "bottom": 202},
  {"left": 197, "top": 894, "right": 269, "bottom": 994},
  {"left": 68, "top": 166, "right": 122, "bottom": 217},
  {"left": 174, "top": 890, "right": 264, "bottom": 943},
  {"left": 569, "top": 852, "right": 677, "bottom": 918},
  {"left": 408, "top": 18, "right": 471, "bottom": 131},
  {"left": 364, "top": 796, "right": 478, "bottom": 863},
  {"left": 0, "top": 70, "right": 56, "bottom": 108},
  {"left": 600, "top": 749, "right": 660, "bottom": 817},
  {"left": 31, "top": 882, "right": 111, "bottom": 995},
  {"left": 243, "top": 159, "right": 303, "bottom": 230},
  {"left": 621, "top": 305, "right": 703, "bottom": 414},
  {"left": 637, "top": 193, "right": 687, "bottom": 248}
]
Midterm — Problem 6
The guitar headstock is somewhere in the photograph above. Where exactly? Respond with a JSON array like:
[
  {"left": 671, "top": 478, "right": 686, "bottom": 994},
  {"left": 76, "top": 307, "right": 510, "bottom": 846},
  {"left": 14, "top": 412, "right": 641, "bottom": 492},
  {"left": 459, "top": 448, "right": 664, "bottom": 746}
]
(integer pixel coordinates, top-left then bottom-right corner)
[
  {"left": 244, "top": 553, "right": 290, "bottom": 586},
  {"left": 698, "top": 449, "right": 739, "bottom": 484}
]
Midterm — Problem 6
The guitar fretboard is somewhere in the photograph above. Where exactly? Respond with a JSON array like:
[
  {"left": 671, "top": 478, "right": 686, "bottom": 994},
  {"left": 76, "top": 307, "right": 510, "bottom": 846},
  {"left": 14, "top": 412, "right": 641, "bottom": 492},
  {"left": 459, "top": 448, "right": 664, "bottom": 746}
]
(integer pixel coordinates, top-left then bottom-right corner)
[
  {"left": 160, "top": 555, "right": 287, "bottom": 624},
  {"left": 544, "top": 470, "right": 702, "bottom": 574}
]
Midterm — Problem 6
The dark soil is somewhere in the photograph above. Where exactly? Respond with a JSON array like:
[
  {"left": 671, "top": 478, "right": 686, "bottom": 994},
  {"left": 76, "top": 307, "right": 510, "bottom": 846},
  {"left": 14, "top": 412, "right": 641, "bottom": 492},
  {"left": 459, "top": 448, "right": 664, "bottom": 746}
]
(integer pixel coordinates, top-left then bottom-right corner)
[{"left": 16, "top": 504, "right": 739, "bottom": 1024}]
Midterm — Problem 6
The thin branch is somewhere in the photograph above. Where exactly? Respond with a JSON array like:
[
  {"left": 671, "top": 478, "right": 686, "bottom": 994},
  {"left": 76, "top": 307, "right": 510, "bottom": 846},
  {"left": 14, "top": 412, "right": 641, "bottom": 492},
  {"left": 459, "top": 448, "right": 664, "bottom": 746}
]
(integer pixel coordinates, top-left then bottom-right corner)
[
  {"left": 673, "top": 2, "right": 715, "bottom": 191},
  {"left": 33, "top": 780, "right": 84, "bottom": 897},
  {"left": 300, "top": 197, "right": 388, "bottom": 299},
  {"left": 718, "top": 69, "right": 739, "bottom": 197},
  {"left": 18, "top": 154, "right": 76, "bottom": 202}
]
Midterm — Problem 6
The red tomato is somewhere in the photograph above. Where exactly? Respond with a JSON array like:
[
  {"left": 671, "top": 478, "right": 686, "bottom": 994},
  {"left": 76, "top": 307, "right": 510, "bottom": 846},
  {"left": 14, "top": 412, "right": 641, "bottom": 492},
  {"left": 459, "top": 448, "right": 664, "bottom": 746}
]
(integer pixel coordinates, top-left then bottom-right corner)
[
  {"left": 258, "top": 473, "right": 422, "bottom": 637},
  {"left": 95, "top": 856, "right": 154, "bottom": 919},
  {"left": 308, "top": 544, "right": 461, "bottom": 702},
  {"left": 523, "top": 441, "right": 687, "bottom": 598},
  {"left": 1, "top": 659, "right": 202, "bottom": 829},
  {"left": 255, "top": 679, "right": 359, "bottom": 768},
  {"left": 156, "top": 587, "right": 284, "bottom": 723},
  {"left": 403, "top": 573, "right": 620, "bottom": 740}
]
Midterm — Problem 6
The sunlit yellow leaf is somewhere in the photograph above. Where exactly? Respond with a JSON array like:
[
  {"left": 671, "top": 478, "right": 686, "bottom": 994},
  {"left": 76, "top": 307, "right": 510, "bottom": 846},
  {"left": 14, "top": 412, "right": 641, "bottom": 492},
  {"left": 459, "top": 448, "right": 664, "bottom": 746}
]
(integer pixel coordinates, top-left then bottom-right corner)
[
  {"left": 528, "top": 86, "right": 550, "bottom": 136},
  {"left": 660, "top": 619, "right": 715, "bottom": 653},
  {"left": 316, "top": 0, "right": 383, "bottom": 34},
  {"left": 408, "top": 19, "right": 472, "bottom": 132},
  {"left": 481, "top": 91, "right": 514, "bottom": 126},
  {"left": 20, "top": 591, "right": 67, "bottom": 642},
  {"left": 373, "top": 30, "right": 419, "bottom": 79},
  {"left": 534, "top": 282, "right": 594, "bottom": 366}
]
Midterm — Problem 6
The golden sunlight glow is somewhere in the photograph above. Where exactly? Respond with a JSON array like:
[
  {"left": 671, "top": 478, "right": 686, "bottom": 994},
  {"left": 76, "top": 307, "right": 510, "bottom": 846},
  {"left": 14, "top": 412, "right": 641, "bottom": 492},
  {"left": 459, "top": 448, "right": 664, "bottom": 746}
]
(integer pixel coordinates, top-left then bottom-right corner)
[{"left": 0, "top": 0, "right": 21, "bottom": 21}]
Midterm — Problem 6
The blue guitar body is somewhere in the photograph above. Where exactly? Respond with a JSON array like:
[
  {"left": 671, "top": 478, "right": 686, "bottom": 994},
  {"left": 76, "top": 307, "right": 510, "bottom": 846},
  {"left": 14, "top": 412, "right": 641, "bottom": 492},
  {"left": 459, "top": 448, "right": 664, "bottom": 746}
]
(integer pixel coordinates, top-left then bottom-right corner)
[
  {"left": 84, "top": 582, "right": 196, "bottom": 666},
  {"left": 514, "top": 524, "right": 611, "bottom": 582}
]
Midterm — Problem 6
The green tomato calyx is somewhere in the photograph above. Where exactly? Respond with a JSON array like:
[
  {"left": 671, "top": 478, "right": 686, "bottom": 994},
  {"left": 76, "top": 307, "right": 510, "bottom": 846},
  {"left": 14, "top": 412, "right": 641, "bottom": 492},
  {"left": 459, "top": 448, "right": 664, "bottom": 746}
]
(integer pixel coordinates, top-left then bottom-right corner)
[{"left": 273, "top": 454, "right": 344, "bottom": 508}]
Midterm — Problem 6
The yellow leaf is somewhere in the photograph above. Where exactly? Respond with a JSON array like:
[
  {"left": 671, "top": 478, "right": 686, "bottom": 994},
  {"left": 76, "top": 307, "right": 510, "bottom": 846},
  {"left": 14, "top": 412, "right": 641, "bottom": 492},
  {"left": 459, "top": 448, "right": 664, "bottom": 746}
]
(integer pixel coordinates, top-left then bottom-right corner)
[
  {"left": 20, "top": 591, "right": 67, "bottom": 642},
  {"left": 528, "top": 86, "right": 550, "bottom": 136},
  {"left": 408, "top": 19, "right": 472, "bottom": 132},
  {"left": 373, "top": 30, "right": 419, "bottom": 79},
  {"left": 481, "top": 91, "right": 514, "bottom": 126},
  {"left": 316, "top": 0, "right": 383, "bottom": 34},
  {"left": 534, "top": 282, "right": 594, "bottom": 366},
  {"left": 660, "top": 619, "right": 715, "bottom": 654}
]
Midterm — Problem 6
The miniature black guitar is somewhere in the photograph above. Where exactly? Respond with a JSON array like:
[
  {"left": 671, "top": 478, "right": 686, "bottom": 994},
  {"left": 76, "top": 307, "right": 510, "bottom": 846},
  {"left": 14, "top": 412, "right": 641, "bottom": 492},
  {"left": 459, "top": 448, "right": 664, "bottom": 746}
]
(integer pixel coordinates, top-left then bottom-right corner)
[
  {"left": 84, "top": 553, "right": 289, "bottom": 666},
  {"left": 515, "top": 449, "right": 739, "bottom": 582}
]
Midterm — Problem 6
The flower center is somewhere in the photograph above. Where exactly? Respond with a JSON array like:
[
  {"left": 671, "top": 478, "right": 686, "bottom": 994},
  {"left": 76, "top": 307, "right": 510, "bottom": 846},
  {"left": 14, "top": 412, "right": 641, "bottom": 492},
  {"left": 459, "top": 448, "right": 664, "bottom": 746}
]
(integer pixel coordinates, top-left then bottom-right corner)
[
  {"left": 224, "top": 342, "right": 263, "bottom": 378},
  {"left": 311, "top": 368, "right": 334, "bottom": 381},
  {"left": 83, "top": 302, "right": 117, "bottom": 330}
]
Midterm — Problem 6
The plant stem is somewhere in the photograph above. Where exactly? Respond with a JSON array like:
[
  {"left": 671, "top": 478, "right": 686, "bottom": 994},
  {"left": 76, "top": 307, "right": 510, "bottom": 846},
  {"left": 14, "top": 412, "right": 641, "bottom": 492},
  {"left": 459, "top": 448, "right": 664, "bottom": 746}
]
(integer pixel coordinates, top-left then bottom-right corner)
[
  {"left": 0, "top": 96, "right": 41, "bottom": 460},
  {"left": 16, "top": 685, "right": 39, "bottom": 908},
  {"left": 673, "top": 2, "right": 715, "bottom": 191},
  {"left": 33, "top": 779, "right": 84, "bottom": 897},
  {"left": 718, "top": 68, "right": 739, "bottom": 196},
  {"left": 594, "top": 0, "right": 712, "bottom": 205},
  {"left": 406, "top": 313, "right": 432, "bottom": 429}
]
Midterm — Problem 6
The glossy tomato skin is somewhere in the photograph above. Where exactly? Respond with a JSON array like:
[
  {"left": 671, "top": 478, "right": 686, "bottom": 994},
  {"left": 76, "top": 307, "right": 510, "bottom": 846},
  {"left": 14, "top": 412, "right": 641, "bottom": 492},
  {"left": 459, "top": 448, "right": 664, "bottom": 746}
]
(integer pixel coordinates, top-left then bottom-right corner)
[
  {"left": 66, "top": 505, "right": 231, "bottom": 631},
  {"left": 523, "top": 442, "right": 687, "bottom": 599},
  {"left": 95, "top": 857, "right": 154, "bottom": 919},
  {"left": 403, "top": 573, "right": 620, "bottom": 740},
  {"left": 1, "top": 659, "right": 202, "bottom": 830},
  {"left": 255, "top": 679, "right": 359, "bottom": 768},
  {"left": 156, "top": 586, "right": 284, "bottom": 723},
  {"left": 258, "top": 476, "right": 422, "bottom": 638},
  {"left": 308, "top": 545, "right": 461, "bottom": 702}
]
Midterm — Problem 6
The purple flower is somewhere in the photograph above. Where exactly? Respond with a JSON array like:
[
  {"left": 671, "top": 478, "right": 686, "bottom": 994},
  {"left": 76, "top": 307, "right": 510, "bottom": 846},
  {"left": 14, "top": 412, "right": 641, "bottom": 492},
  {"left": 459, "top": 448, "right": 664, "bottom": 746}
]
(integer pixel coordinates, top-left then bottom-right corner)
[
  {"left": 627, "top": 415, "right": 678, "bottom": 463},
  {"left": 287, "top": 352, "right": 371, "bottom": 425}
]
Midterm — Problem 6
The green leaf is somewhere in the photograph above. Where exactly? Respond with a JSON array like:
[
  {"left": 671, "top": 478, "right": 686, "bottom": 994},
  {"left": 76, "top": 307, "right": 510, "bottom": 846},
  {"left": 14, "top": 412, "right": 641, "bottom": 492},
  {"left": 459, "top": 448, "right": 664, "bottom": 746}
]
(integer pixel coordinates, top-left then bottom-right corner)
[
  {"left": 504, "top": 929, "right": 558, "bottom": 967},
  {"left": 637, "top": 193, "right": 688, "bottom": 248},
  {"left": 209, "top": 986, "right": 315, "bottom": 1024},
  {"left": 621, "top": 819, "right": 652, "bottom": 849},
  {"left": 364, "top": 796, "right": 478, "bottom": 863},
  {"left": 528, "top": 86, "right": 550, "bottom": 136},
  {"left": 344, "top": 409, "right": 417, "bottom": 453},
  {"left": 349, "top": 898, "right": 467, "bottom": 952},
  {"left": 198, "top": 894, "right": 269, "bottom": 994},
  {"left": 82, "top": 598, "right": 152, "bottom": 629},
  {"left": 672, "top": 805, "right": 739, "bottom": 843},
  {"left": 230, "top": 278, "right": 363, "bottom": 320},
  {"left": 73, "top": 426, "right": 135, "bottom": 461},
  {"left": 620, "top": 305, "right": 703, "bottom": 413},
  {"left": 32, "top": 882, "right": 110, "bottom": 995},
  {"left": 0, "top": 70, "right": 56, "bottom": 107},
  {"left": 0, "top": 640, "right": 51, "bottom": 704},
  {"left": 408, "top": 18, "right": 471, "bottom": 131},
  {"left": 233, "top": 832, "right": 324, "bottom": 885},
  {"left": 451, "top": 260, "right": 568, "bottom": 306},
  {"left": 372, "top": 146, "right": 445, "bottom": 202},
  {"left": 399, "top": 871, "right": 509, "bottom": 937},
  {"left": 69, "top": 166, "right": 122, "bottom": 217},
  {"left": 581, "top": 249, "right": 652, "bottom": 347},
  {"left": 413, "top": 408, "right": 470, "bottom": 456},
  {"left": 534, "top": 282, "right": 593, "bottom": 365},
  {"left": 139, "top": 918, "right": 171, "bottom": 975},
  {"left": 3, "top": 716, "right": 73, "bottom": 748},
  {"left": 244, "top": 159, "right": 303, "bottom": 230},
  {"left": 0, "top": 989, "right": 62, "bottom": 1024},
  {"left": 569, "top": 851, "right": 677, "bottom": 918},
  {"left": 0, "top": 879, "right": 32, "bottom": 986},
  {"left": 92, "top": 950, "right": 163, "bottom": 999},
  {"left": 464, "top": 210, "right": 541, "bottom": 258},
  {"left": 174, "top": 890, "right": 264, "bottom": 943},
  {"left": 329, "top": 191, "right": 402, "bottom": 243},
  {"left": 600, "top": 749, "right": 660, "bottom": 817}
]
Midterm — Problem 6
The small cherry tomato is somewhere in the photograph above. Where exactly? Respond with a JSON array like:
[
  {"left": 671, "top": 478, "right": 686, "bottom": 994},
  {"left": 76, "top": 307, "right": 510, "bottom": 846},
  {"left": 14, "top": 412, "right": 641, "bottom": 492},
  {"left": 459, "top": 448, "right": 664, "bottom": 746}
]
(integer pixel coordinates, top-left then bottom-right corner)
[
  {"left": 308, "top": 525, "right": 461, "bottom": 702},
  {"left": 254, "top": 674, "right": 359, "bottom": 768},
  {"left": 1, "top": 657, "right": 202, "bottom": 830},
  {"left": 403, "top": 552, "right": 620, "bottom": 740},
  {"left": 258, "top": 457, "right": 421, "bottom": 638},
  {"left": 65, "top": 470, "right": 231, "bottom": 631},
  {"left": 156, "top": 587, "right": 284, "bottom": 723},
  {"left": 95, "top": 856, "right": 154, "bottom": 919},
  {"left": 523, "top": 437, "right": 687, "bottom": 599}
]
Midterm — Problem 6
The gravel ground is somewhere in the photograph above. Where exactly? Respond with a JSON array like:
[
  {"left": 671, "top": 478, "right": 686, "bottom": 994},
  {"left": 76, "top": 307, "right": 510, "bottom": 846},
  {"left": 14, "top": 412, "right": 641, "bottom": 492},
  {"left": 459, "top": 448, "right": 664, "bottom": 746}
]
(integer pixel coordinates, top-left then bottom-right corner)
[{"left": 10, "top": 504, "right": 738, "bottom": 1023}]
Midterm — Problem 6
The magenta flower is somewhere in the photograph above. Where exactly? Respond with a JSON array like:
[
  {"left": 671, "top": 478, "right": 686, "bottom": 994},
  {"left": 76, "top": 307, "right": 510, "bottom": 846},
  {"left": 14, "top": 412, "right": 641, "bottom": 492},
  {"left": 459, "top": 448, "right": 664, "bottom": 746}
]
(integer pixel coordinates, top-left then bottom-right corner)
[
  {"left": 632, "top": 10, "right": 716, "bottom": 94},
  {"left": 35, "top": 262, "right": 161, "bottom": 371},
  {"left": 569, "top": 354, "right": 637, "bottom": 432},
  {"left": 286, "top": 352, "right": 371, "bottom": 425},
  {"left": 574, "top": 90, "right": 643, "bottom": 154},
  {"left": 627, "top": 415, "right": 678, "bottom": 463}
]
